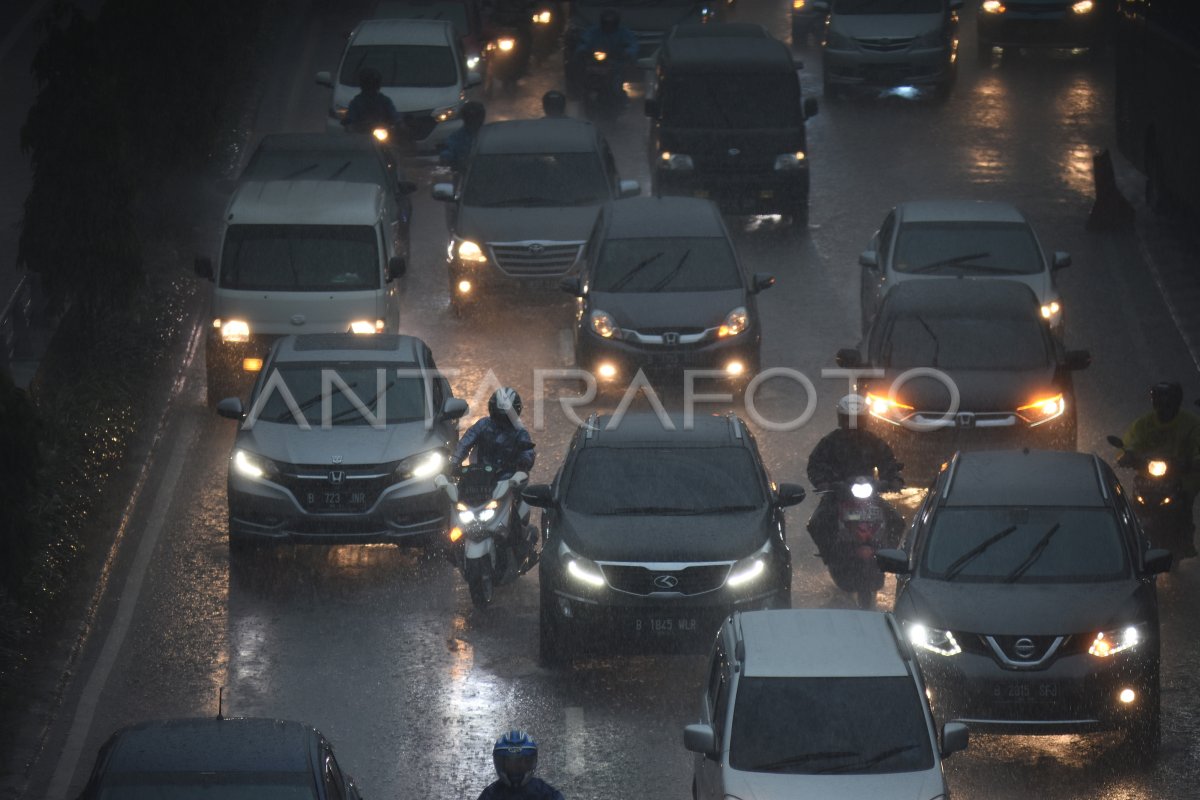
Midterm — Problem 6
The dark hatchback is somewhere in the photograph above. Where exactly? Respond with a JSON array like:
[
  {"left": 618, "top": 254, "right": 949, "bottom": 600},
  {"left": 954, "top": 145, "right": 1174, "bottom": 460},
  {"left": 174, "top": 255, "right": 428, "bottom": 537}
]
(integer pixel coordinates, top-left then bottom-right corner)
[
  {"left": 977, "top": 0, "right": 1113, "bottom": 58},
  {"left": 523, "top": 412, "right": 806, "bottom": 664},
  {"left": 76, "top": 717, "right": 362, "bottom": 800},
  {"left": 563, "top": 196, "right": 775, "bottom": 386},
  {"left": 877, "top": 450, "right": 1171, "bottom": 759},
  {"left": 836, "top": 279, "right": 1090, "bottom": 478}
]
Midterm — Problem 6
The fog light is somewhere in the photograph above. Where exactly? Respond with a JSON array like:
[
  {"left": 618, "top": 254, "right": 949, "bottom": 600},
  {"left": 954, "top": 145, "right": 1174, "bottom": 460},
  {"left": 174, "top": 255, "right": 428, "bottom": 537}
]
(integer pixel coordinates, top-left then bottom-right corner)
[
  {"left": 725, "top": 360, "right": 745, "bottom": 376},
  {"left": 597, "top": 362, "right": 617, "bottom": 380},
  {"left": 242, "top": 357, "right": 263, "bottom": 372},
  {"left": 457, "top": 279, "right": 472, "bottom": 295},
  {"left": 1119, "top": 688, "right": 1136, "bottom": 704}
]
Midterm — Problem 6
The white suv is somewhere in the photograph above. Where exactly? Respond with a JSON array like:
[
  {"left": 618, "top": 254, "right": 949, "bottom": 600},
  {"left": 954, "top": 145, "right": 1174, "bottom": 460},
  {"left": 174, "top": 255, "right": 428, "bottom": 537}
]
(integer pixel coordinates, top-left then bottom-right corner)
[{"left": 685, "top": 609, "right": 968, "bottom": 800}]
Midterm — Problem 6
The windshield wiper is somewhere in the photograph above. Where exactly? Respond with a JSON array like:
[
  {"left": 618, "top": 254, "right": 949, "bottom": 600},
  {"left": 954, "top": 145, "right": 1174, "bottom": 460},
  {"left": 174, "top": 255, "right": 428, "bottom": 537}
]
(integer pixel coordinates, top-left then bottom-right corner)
[
  {"left": 748, "top": 751, "right": 859, "bottom": 772},
  {"left": 609, "top": 251, "right": 665, "bottom": 291},
  {"left": 649, "top": 249, "right": 692, "bottom": 292},
  {"left": 697, "top": 504, "right": 759, "bottom": 513},
  {"left": 913, "top": 313, "right": 940, "bottom": 367},
  {"left": 1004, "top": 522, "right": 1062, "bottom": 583},
  {"left": 327, "top": 381, "right": 395, "bottom": 425},
  {"left": 272, "top": 383, "right": 359, "bottom": 424},
  {"left": 911, "top": 252, "right": 991, "bottom": 274},
  {"left": 328, "top": 159, "right": 352, "bottom": 180},
  {"left": 815, "top": 744, "right": 920, "bottom": 775},
  {"left": 597, "top": 505, "right": 695, "bottom": 515},
  {"left": 283, "top": 163, "right": 319, "bottom": 180},
  {"left": 942, "top": 525, "right": 1018, "bottom": 581}
]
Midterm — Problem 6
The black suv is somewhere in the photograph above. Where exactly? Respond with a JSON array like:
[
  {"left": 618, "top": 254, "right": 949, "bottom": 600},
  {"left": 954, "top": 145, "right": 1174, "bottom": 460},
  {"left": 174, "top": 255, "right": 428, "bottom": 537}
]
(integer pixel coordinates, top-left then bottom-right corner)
[
  {"left": 562, "top": 196, "right": 775, "bottom": 386},
  {"left": 522, "top": 412, "right": 806, "bottom": 663},
  {"left": 877, "top": 449, "right": 1171, "bottom": 761},
  {"left": 645, "top": 26, "right": 819, "bottom": 221}
]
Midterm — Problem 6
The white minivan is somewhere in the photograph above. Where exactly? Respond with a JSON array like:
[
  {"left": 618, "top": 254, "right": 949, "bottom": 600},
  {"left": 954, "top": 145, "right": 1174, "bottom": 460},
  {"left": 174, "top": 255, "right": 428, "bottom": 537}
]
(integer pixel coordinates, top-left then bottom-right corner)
[
  {"left": 194, "top": 180, "right": 406, "bottom": 405},
  {"left": 317, "top": 18, "right": 478, "bottom": 151}
]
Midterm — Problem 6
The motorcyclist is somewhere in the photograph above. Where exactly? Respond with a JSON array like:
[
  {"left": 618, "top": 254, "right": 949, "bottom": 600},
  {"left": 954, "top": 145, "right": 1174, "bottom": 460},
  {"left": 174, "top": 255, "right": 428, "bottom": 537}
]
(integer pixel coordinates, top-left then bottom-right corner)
[
  {"left": 341, "top": 67, "right": 400, "bottom": 133},
  {"left": 439, "top": 101, "right": 487, "bottom": 173},
  {"left": 477, "top": 730, "right": 564, "bottom": 800},
  {"left": 1117, "top": 381, "right": 1200, "bottom": 557},
  {"left": 574, "top": 8, "right": 638, "bottom": 102},
  {"left": 542, "top": 89, "right": 568, "bottom": 118},
  {"left": 806, "top": 394, "right": 905, "bottom": 558}
]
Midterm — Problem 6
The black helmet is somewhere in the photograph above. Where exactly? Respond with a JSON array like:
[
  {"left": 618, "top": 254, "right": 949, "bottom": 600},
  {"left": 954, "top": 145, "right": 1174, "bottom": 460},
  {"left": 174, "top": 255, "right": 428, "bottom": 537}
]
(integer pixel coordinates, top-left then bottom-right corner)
[
  {"left": 600, "top": 8, "right": 620, "bottom": 33},
  {"left": 542, "top": 90, "right": 567, "bottom": 117},
  {"left": 492, "top": 730, "right": 538, "bottom": 788},
  {"left": 1150, "top": 381, "right": 1183, "bottom": 423},
  {"left": 462, "top": 100, "right": 486, "bottom": 132},
  {"left": 358, "top": 67, "right": 383, "bottom": 93},
  {"left": 489, "top": 387, "right": 523, "bottom": 422}
]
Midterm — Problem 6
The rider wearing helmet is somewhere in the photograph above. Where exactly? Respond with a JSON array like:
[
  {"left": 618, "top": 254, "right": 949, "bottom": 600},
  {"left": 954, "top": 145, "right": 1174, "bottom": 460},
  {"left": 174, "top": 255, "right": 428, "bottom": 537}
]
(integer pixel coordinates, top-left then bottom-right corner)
[
  {"left": 1118, "top": 381, "right": 1200, "bottom": 557},
  {"left": 439, "top": 100, "right": 487, "bottom": 173},
  {"left": 452, "top": 387, "right": 536, "bottom": 478},
  {"left": 477, "top": 730, "right": 564, "bottom": 800},
  {"left": 806, "top": 395, "right": 905, "bottom": 558},
  {"left": 542, "top": 89, "right": 568, "bottom": 118},
  {"left": 574, "top": 8, "right": 638, "bottom": 100},
  {"left": 342, "top": 67, "right": 401, "bottom": 133}
]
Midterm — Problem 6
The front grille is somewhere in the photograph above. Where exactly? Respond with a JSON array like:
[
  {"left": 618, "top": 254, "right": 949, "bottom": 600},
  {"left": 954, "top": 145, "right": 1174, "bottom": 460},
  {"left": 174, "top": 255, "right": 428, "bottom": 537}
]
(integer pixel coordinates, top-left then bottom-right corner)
[
  {"left": 631, "top": 326, "right": 707, "bottom": 337},
  {"left": 402, "top": 112, "right": 436, "bottom": 141},
  {"left": 1004, "top": 1, "right": 1067, "bottom": 13},
  {"left": 696, "top": 153, "right": 774, "bottom": 174},
  {"left": 276, "top": 462, "right": 396, "bottom": 514},
  {"left": 856, "top": 36, "right": 916, "bottom": 52},
  {"left": 489, "top": 241, "right": 583, "bottom": 277},
  {"left": 601, "top": 563, "right": 731, "bottom": 596}
]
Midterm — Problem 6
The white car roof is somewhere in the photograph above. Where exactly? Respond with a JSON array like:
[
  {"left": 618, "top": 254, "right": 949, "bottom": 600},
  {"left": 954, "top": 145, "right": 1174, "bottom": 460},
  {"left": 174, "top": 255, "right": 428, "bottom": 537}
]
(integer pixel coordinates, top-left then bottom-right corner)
[
  {"left": 896, "top": 200, "right": 1029, "bottom": 224},
  {"left": 738, "top": 610, "right": 909, "bottom": 679},
  {"left": 227, "top": 180, "right": 385, "bottom": 226},
  {"left": 350, "top": 17, "right": 455, "bottom": 46}
]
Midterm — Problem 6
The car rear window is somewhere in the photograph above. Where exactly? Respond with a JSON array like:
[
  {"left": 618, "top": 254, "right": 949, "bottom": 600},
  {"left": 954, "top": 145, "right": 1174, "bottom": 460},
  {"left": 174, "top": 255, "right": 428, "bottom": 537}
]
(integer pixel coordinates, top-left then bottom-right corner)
[
  {"left": 593, "top": 237, "right": 742, "bottom": 293},
  {"left": 339, "top": 44, "right": 458, "bottom": 88},
  {"left": 877, "top": 314, "right": 1049, "bottom": 370},
  {"left": 220, "top": 225, "right": 380, "bottom": 291},
  {"left": 729, "top": 677, "right": 934, "bottom": 774},
  {"left": 374, "top": 1, "right": 470, "bottom": 37},
  {"left": 894, "top": 221, "right": 1043, "bottom": 276},
  {"left": 250, "top": 362, "right": 428, "bottom": 426},
  {"left": 564, "top": 447, "right": 764, "bottom": 515},
  {"left": 99, "top": 771, "right": 317, "bottom": 800},
  {"left": 463, "top": 153, "right": 610, "bottom": 207}
]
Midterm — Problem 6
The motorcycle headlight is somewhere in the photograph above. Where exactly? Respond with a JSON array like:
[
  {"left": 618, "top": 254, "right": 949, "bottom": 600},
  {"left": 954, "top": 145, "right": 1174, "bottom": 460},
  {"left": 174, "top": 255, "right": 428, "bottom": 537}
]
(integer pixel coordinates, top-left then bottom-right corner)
[
  {"left": 221, "top": 319, "right": 250, "bottom": 343},
  {"left": 466, "top": 55, "right": 481, "bottom": 70},
  {"left": 560, "top": 542, "right": 606, "bottom": 588},
  {"left": 478, "top": 499, "right": 499, "bottom": 523},
  {"left": 718, "top": 307, "right": 748, "bottom": 337},
  {"left": 456, "top": 239, "right": 488, "bottom": 264},
  {"left": 590, "top": 310, "right": 621, "bottom": 339},
  {"left": 1072, "top": 0, "right": 1094, "bottom": 14},
  {"left": 433, "top": 103, "right": 460, "bottom": 123},
  {"left": 907, "top": 623, "right": 962, "bottom": 657},
  {"left": 773, "top": 152, "right": 807, "bottom": 170},
  {"left": 659, "top": 151, "right": 694, "bottom": 171},
  {"left": 532, "top": 10, "right": 552, "bottom": 24},
  {"left": 396, "top": 450, "right": 447, "bottom": 481},
  {"left": 371, "top": 127, "right": 389, "bottom": 143},
  {"left": 851, "top": 481, "right": 874, "bottom": 499},
  {"left": 232, "top": 449, "right": 277, "bottom": 481},
  {"left": 1088, "top": 625, "right": 1142, "bottom": 657},
  {"left": 1017, "top": 393, "right": 1065, "bottom": 425},
  {"left": 1147, "top": 459, "right": 1168, "bottom": 478},
  {"left": 982, "top": 0, "right": 1006, "bottom": 13},
  {"left": 727, "top": 543, "right": 771, "bottom": 588},
  {"left": 593, "top": 50, "right": 608, "bottom": 62},
  {"left": 497, "top": 36, "right": 516, "bottom": 52}
]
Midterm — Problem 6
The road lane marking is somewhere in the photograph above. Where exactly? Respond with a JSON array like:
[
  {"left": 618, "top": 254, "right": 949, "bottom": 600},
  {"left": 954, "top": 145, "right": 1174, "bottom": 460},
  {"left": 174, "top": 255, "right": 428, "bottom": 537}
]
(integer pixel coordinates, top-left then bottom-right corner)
[
  {"left": 564, "top": 706, "right": 585, "bottom": 776},
  {"left": 558, "top": 328, "right": 574, "bottom": 367}
]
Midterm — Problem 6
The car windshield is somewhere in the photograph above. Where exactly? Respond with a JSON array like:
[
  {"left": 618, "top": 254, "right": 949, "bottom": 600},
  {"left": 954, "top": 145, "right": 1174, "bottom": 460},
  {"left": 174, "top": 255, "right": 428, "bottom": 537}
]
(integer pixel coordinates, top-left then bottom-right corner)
[
  {"left": 661, "top": 74, "right": 801, "bottom": 129},
  {"left": 594, "top": 237, "right": 741, "bottom": 292},
  {"left": 241, "top": 151, "right": 386, "bottom": 186},
  {"left": 922, "top": 507, "right": 1129, "bottom": 582},
  {"left": 729, "top": 677, "right": 934, "bottom": 774},
  {"left": 894, "top": 221, "right": 1043, "bottom": 275},
  {"left": 564, "top": 447, "right": 764, "bottom": 514},
  {"left": 833, "top": 0, "right": 944, "bottom": 13},
  {"left": 373, "top": 1, "right": 470, "bottom": 37},
  {"left": 98, "top": 771, "right": 317, "bottom": 800},
  {"left": 879, "top": 314, "right": 1049, "bottom": 370},
  {"left": 250, "top": 363, "right": 428, "bottom": 426},
  {"left": 462, "top": 153, "right": 610, "bottom": 207},
  {"left": 219, "top": 225, "right": 380, "bottom": 291},
  {"left": 339, "top": 44, "right": 458, "bottom": 88}
]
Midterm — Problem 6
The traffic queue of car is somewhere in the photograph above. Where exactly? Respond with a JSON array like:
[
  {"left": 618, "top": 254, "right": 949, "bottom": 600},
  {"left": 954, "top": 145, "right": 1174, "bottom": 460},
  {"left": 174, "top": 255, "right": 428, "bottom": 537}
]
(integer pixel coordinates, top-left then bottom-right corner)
[{"left": 81, "top": 2, "right": 1180, "bottom": 798}]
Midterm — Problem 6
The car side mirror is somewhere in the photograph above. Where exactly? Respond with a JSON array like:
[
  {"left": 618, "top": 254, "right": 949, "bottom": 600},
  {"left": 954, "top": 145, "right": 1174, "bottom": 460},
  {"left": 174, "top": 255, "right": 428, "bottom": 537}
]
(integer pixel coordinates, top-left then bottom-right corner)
[
  {"left": 875, "top": 548, "right": 910, "bottom": 574},
  {"left": 682, "top": 724, "right": 718, "bottom": 758},
  {"left": 835, "top": 348, "right": 862, "bottom": 368},
  {"left": 194, "top": 256, "right": 214, "bottom": 281},
  {"left": 522, "top": 484, "right": 555, "bottom": 508},
  {"left": 1064, "top": 349, "right": 1091, "bottom": 371},
  {"left": 751, "top": 273, "right": 776, "bottom": 294},
  {"left": 439, "top": 397, "right": 469, "bottom": 420},
  {"left": 560, "top": 276, "right": 584, "bottom": 297},
  {"left": 431, "top": 182, "right": 456, "bottom": 202},
  {"left": 803, "top": 96, "right": 819, "bottom": 119},
  {"left": 859, "top": 250, "right": 879, "bottom": 269},
  {"left": 1052, "top": 251, "right": 1071, "bottom": 270},
  {"left": 618, "top": 179, "right": 641, "bottom": 198},
  {"left": 315, "top": 70, "right": 333, "bottom": 88},
  {"left": 396, "top": 180, "right": 418, "bottom": 196},
  {"left": 940, "top": 722, "right": 969, "bottom": 757},
  {"left": 774, "top": 482, "right": 806, "bottom": 507},
  {"left": 387, "top": 256, "right": 406, "bottom": 281},
  {"left": 1143, "top": 547, "right": 1172, "bottom": 575},
  {"left": 216, "top": 397, "right": 244, "bottom": 420},
  {"left": 466, "top": 70, "right": 483, "bottom": 88},
  {"left": 1106, "top": 434, "right": 1125, "bottom": 449},
  {"left": 644, "top": 98, "right": 661, "bottom": 119}
]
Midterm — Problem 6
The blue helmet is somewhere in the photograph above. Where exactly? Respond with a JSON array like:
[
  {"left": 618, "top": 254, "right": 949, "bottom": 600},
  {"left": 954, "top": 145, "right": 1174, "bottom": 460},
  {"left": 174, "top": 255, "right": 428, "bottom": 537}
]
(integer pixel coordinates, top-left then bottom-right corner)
[{"left": 493, "top": 729, "right": 538, "bottom": 787}]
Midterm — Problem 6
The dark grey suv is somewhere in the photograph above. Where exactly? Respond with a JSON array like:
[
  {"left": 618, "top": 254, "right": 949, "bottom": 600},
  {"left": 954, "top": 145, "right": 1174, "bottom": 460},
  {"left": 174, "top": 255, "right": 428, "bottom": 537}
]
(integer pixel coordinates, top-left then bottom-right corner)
[{"left": 522, "top": 412, "right": 806, "bottom": 663}]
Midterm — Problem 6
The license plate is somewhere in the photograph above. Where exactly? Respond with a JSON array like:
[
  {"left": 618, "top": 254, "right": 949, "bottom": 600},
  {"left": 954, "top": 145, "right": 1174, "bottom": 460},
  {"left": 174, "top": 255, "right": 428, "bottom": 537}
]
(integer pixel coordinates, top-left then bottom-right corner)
[
  {"left": 524, "top": 278, "right": 561, "bottom": 291},
  {"left": 635, "top": 616, "right": 698, "bottom": 634},
  {"left": 305, "top": 490, "right": 368, "bottom": 511},
  {"left": 844, "top": 506, "right": 884, "bottom": 522},
  {"left": 992, "top": 681, "right": 1059, "bottom": 702}
]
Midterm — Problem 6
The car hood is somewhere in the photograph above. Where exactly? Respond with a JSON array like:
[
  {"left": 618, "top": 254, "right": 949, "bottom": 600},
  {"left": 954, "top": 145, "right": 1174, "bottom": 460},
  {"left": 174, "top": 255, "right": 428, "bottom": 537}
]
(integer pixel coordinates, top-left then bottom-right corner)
[
  {"left": 332, "top": 83, "right": 462, "bottom": 115},
  {"left": 865, "top": 368, "right": 1058, "bottom": 414},
  {"left": 456, "top": 204, "right": 601, "bottom": 244},
  {"left": 591, "top": 289, "right": 746, "bottom": 330},
  {"left": 237, "top": 420, "right": 446, "bottom": 467},
  {"left": 832, "top": 13, "right": 946, "bottom": 40},
  {"left": 722, "top": 765, "right": 944, "bottom": 800},
  {"left": 559, "top": 508, "right": 769, "bottom": 562},
  {"left": 901, "top": 579, "right": 1149, "bottom": 635}
]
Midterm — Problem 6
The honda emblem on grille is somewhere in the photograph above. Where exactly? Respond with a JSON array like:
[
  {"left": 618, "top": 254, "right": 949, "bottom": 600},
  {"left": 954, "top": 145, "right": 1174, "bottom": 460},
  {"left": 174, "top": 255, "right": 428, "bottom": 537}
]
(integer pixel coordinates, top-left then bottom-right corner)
[
  {"left": 664, "top": 332, "right": 680, "bottom": 345},
  {"left": 328, "top": 470, "right": 345, "bottom": 486},
  {"left": 1013, "top": 637, "right": 1037, "bottom": 659},
  {"left": 653, "top": 574, "right": 679, "bottom": 590},
  {"left": 527, "top": 243, "right": 545, "bottom": 255},
  {"left": 956, "top": 412, "right": 976, "bottom": 428}
]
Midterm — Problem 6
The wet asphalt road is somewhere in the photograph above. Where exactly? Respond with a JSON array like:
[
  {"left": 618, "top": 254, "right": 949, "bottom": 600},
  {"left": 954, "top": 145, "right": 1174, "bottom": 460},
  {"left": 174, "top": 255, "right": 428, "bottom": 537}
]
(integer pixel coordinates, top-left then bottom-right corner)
[{"left": 20, "top": 1, "right": 1200, "bottom": 798}]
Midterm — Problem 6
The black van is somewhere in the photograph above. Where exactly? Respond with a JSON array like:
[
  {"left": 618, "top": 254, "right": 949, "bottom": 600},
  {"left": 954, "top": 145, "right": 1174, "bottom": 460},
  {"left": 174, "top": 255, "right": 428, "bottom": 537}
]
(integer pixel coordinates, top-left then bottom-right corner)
[{"left": 645, "top": 25, "right": 818, "bottom": 222}]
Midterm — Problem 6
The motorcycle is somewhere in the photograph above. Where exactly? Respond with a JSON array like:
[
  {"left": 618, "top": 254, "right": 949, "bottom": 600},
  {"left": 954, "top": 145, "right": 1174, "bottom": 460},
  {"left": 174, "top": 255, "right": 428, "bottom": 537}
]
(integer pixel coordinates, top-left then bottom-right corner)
[
  {"left": 528, "top": 1, "right": 561, "bottom": 64},
  {"left": 813, "top": 476, "right": 902, "bottom": 609},
  {"left": 484, "top": 28, "right": 531, "bottom": 96},
  {"left": 1108, "top": 434, "right": 1191, "bottom": 557},
  {"left": 580, "top": 49, "right": 624, "bottom": 121},
  {"left": 434, "top": 462, "right": 538, "bottom": 608}
]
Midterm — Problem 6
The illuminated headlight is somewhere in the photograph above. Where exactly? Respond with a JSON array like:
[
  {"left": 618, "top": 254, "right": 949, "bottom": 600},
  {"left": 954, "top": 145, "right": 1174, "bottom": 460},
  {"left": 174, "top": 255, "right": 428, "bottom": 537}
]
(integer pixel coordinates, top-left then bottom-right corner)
[
  {"left": 456, "top": 239, "right": 488, "bottom": 263},
  {"left": 793, "top": 0, "right": 805, "bottom": 8},
  {"left": 532, "top": 10, "right": 552, "bottom": 23},
  {"left": 1017, "top": 393, "right": 1065, "bottom": 425},
  {"left": 372, "top": 127, "right": 389, "bottom": 143},
  {"left": 982, "top": 0, "right": 1006, "bottom": 13},
  {"left": 433, "top": 104, "right": 460, "bottom": 123},
  {"left": 1072, "top": 0, "right": 1094, "bottom": 13},
  {"left": 1088, "top": 625, "right": 1141, "bottom": 657},
  {"left": 907, "top": 624, "right": 962, "bottom": 657},
  {"left": 1147, "top": 459, "right": 1167, "bottom": 478},
  {"left": 221, "top": 319, "right": 250, "bottom": 343},
  {"left": 397, "top": 450, "right": 447, "bottom": 480},
  {"left": 561, "top": 542, "right": 606, "bottom": 588},
  {"left": 590, "top": 310, "right": 621, "bottom": 339},
  {"left": 349, "top": 319, "right": 385, "bottom": 334},
  {"left": 774, "top": 152, "right": 807, "bottom": 170},
  {"left": 478, "top": 500, "right": 499, "bottom": 523},
  {"left": 497, "top": 37, "right": 516, "bottom": 52},
  {"left": 466, "top": 55, "right": 481, "bottom": 70},
  {"left": 232, "top": 449, "right": 276, "bottom": 481},
  {"left": 727, "top": 544, "right": 771, "bottom": 588},
  {"left": 593, "top": 50, "right": 608, "bottom": 62},
  {"left": 851, "top": 481, "right": 874, "bottom": 499},
  {"left": 456, "top": 502, "right": 474, "bottom": 524},
  {"left": 1040, "top": 300, "right": 1062, "bottom": 320},
  {"left": 718, "top": 307, "right": 748, "bottom": 337},
  {"left": 865, "top": 392, "right": 914, "bottom": 422},
  {"left": 660, "top": 152, "right": 695, "bottom": 170}
]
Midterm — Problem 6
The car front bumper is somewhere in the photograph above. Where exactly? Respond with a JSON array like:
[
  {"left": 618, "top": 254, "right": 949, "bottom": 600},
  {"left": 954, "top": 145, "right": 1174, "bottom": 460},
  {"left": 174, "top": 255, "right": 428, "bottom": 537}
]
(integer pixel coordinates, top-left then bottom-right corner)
[
  {"left": 978, "top": 8, "right": 1108, "bottom": 49},
  {"left": 577, "top": 327, "right": 760, "bottom": 384},
  {"left": 823, "top": 46, "right": 955, "bottom": 87}
]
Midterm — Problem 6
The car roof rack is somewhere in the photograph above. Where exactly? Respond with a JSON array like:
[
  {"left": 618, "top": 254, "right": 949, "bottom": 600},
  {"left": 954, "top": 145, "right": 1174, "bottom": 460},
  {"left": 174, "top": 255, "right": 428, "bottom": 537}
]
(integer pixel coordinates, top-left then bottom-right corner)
[{"left": 727, "top": 412, "right": 743, "bottom": 440}]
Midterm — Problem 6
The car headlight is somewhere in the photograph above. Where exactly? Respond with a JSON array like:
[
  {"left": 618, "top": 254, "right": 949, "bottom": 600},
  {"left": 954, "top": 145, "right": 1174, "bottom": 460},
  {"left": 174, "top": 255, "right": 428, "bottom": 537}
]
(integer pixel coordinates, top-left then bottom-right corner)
[
  {"left": 560, "top": 542, "right": 606, "bottom": 587},
  {"left": 659, "top": 151, "right": 694, "bottom": 171},
  {"left": 496, "top": 36, "right": 516, "bottom": 52},
  {"left": 456, "top": 239, "right": 488, "bottom": 264},
  {"left": 1017, "top": 393, "right": 1065, "bottom": 425},
  {"left": 1072, "top": 0, "right": 1094, "bottom": 13},
  {"left": 727, "top": 543, "right": 771, "bottom": 588},
  {"left": 349, "top": 319, "right": 385, "bottom": 335},
  {"left": 232, "top": 449, "right": 277, "bottom": 481},
  {"left": 592, "top": 50, "right": 608, "bottom": 62},
  {"left": 865, "top": 392, "right": 914, "bottom": 422},
  {"left": 982, "top": 0, "right": 1006, "bottom": 13},
  {"left": 221, "top": 319, "right": 250, "bottom": 343},
  {"left": 532, "top": 10, "right": 552, "bottom": 24},
  {"left": 773, "top": 152, "right": 807, "bottom": 170},
  {"left": 1040, "top": 300, "right": 1062, "bottom": 321},
  {"left": 718, "top": 307, "right": 748, "bottom": 337},
  {"left": 1088, "top": 625, "right": 1141, "bottom": 657},
  {"left": 434, "top": 103, "right": 460, "bottom": 123},
  {"left": 793, "top": 0, "right": 806, "bottom": 9},
  {"left": 590, "top": 310, "right": 621, "bottom": 339},
  {"left": 1147, "top": 459, "right": 1168, "bottom": 478},
  {"left": 396, "top": 450, "right": 447, "bottom": 481},
  {"left": 466, "top": 54, "right": 481, "bottom": 70},
  {"left": 907, "top": 623, "right": 962, "bottom": 656}
]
